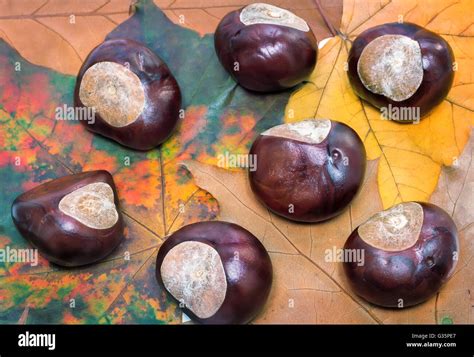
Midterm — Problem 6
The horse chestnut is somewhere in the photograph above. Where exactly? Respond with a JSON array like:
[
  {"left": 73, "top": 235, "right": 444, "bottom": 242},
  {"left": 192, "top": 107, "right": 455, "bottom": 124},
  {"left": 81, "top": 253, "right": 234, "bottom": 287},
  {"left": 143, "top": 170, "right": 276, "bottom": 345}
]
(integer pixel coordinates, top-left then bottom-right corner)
[
  {"left": 74, "top": 39, "right": 181, "bottom": 150},
  {"left": 11, "top": 171, "right": 124, "bottom": 267},
  {"left": 348, "top": 22, "right": 455, "bottom": 121},
  {"left": 214, "top": 3, "right": 317, "bottom": 92},
  {"left": 343, "top": 202, "right": 459, "bottom": 308},
  {"left": 155, "top": 221, "right": 273, "bottom": 324},
  {"left": 249, "top": 119, "right": 366, "bottom": 222}
]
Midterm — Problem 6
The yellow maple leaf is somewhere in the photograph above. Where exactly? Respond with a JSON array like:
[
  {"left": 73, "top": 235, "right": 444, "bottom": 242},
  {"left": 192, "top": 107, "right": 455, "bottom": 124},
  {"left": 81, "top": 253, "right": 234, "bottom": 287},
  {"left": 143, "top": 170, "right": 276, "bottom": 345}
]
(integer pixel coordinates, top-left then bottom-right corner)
[{"left": 285, "top": 0, "right": 474, "bottom": 208}]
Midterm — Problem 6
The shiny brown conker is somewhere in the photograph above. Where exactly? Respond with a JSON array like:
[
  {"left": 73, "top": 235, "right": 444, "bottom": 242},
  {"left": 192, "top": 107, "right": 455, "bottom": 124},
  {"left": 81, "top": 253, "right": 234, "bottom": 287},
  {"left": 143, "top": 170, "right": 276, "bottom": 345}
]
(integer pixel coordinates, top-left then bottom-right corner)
[
  {"left": 214, "top": 3, "right": 318, "bottom": 92},
  {"left": 343, "top": 202, "right": 459, "bottom": 308},
  {"left": 74, "top": 38, "right": 181, "bottom": 150},
  {"left": 155, "top": 221, "right": 273, "bottom": 324},
  {"left": 11, "top": 171, "right": 124, "bottom": 267},
  {"left": 249, "top": 119, "right": 366, "bottom": 222},
  {"left": 348, "top": 22, "right": 455, "bottom": 121}
]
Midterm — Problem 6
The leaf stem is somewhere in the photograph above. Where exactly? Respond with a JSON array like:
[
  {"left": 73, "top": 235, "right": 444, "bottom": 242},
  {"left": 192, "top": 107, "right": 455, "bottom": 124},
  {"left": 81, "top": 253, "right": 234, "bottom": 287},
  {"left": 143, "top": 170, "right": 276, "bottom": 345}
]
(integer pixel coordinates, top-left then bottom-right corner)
[{"left": 313, "top": 0, "right": 338, "bottom": 37}]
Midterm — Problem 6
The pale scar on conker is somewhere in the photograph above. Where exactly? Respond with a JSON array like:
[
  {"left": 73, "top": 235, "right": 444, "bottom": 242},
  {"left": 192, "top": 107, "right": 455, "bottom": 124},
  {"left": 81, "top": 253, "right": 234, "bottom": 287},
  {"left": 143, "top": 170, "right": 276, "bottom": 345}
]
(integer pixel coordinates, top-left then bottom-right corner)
[
  {"left": 239, "top": 3, "right": 310, "bottom": 32},
  {"left": 261, "top": 119, "right": 331, "bottom": 144},
  {"left": 343, "top": 202, "right": 459, "bottom": 308},
  {"left": 58, "top": 182, "right": 119, "bottom": 230},
  {"left": 357, "top": 35, "right": 423, "bottom": 102},
  {"left": 79, "top": 61, "right": 145, "bottom": 128},
  {"left": 358, "top": 202, "right": 423, "bottom": 251},
  {"left": 160, "top": 241, "right": 227, "bottom": 319}
]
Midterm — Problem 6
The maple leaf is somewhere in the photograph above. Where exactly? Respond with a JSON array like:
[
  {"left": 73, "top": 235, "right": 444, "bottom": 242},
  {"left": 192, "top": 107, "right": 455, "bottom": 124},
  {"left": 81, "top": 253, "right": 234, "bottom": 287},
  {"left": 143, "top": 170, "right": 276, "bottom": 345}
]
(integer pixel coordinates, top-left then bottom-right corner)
[{"left": 285, "top": 0, "right": 474, "bottom": 208}]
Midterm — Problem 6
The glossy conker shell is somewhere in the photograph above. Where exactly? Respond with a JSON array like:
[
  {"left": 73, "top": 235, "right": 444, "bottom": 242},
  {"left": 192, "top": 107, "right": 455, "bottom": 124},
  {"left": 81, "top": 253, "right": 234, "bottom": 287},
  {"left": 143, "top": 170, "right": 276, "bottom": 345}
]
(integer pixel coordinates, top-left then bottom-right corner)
[
  {"left": 343, "top": 202, "right": 459, "bottom": 307},
  {"left": 214, "top": 3, "right": 318, "bottom": 92},
  {"left": 11, "top": 171, "right": 124, "bottom": 267},
  {"left": 348, "top": 22, "right": 455, "bottom": 120},
  {"left": 74, "top": 38, "right": 181, "bottom": 150},
  {"left": 249, "top": 119, "right": 366, "bottom": 222},
  {"left": 155, "top": 221, "right": 273, "bottom": 324}
]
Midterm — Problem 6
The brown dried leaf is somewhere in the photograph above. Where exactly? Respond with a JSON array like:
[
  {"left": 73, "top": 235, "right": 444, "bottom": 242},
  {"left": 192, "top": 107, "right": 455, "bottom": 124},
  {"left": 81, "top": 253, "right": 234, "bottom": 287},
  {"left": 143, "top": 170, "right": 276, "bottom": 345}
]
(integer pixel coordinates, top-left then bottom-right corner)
[
  {"left": 431, "top": 131, "right": 474, "bottom": 324},
  {"left": 0, "top": 0, "right": 132, "bottom": 75}
]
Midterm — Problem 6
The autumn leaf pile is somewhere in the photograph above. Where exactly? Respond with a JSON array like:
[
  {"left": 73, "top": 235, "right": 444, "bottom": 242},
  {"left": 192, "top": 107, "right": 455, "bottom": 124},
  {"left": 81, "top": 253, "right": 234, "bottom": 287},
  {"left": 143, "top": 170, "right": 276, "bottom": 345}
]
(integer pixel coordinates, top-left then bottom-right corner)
[{"left": 0, "top": 0, "right": 473, "bottom": 324}]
